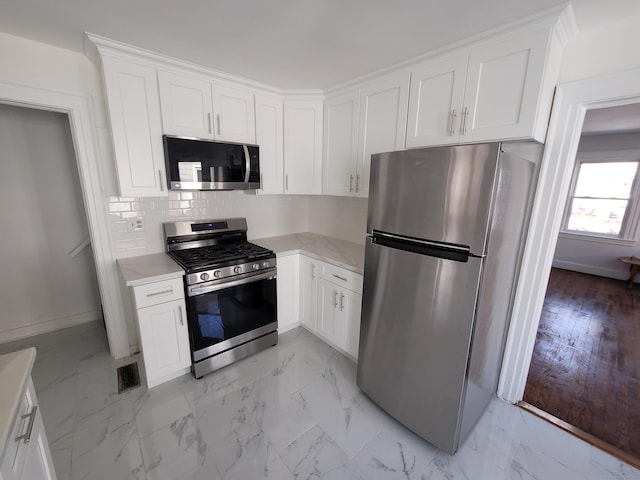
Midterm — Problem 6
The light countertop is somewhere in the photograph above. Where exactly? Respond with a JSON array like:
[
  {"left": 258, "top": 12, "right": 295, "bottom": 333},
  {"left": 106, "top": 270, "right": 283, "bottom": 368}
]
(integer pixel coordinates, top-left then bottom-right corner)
[
  {"left": 117, "top": 253, "right": 184, "bottom": 287},
  {"left": 253, "top": 232, "right": 365, "bottom": 274},
  {"left": 0, "top": 347, "right": 36, "bottom": 459}
]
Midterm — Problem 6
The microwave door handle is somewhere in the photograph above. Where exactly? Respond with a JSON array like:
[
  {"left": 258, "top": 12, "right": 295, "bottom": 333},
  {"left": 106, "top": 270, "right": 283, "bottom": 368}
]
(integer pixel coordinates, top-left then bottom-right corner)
[{"left": 242, "top": 145, "right": 250, "bottom": 183}]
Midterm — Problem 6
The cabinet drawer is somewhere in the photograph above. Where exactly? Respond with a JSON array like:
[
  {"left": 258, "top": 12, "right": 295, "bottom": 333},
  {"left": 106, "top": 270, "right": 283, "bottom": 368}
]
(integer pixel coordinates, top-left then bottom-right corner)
[
  {"left": 318, "top": 262, "right": 363, "bottom": 294},
  {"left": 132, "top": 277, "right": 184, "bottom": 309}
]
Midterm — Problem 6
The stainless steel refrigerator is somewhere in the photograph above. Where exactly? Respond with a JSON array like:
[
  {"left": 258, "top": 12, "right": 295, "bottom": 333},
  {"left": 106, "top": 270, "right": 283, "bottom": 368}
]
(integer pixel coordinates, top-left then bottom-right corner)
[{"left": 357, "top": 142, "right": 542, "bottom": 454}]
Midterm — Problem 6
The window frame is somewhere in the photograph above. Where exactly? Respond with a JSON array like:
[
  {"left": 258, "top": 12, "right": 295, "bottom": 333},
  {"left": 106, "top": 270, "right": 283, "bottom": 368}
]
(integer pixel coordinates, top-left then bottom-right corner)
[{"left": 560, "top": 149, "right": 640, "bottom": 241}]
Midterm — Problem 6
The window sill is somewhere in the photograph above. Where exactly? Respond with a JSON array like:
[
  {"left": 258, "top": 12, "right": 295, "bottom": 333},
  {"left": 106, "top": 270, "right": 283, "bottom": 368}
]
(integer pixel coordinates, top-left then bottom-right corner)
[{"left": 558, "top": 231, "right": 636, "bottom": 246}]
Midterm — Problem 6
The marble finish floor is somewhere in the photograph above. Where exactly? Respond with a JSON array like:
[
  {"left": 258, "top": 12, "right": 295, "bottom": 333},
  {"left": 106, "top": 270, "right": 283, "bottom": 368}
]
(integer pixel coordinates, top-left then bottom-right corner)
[{"left": 1, "top": 321, "right": 639, "bottom": 480}]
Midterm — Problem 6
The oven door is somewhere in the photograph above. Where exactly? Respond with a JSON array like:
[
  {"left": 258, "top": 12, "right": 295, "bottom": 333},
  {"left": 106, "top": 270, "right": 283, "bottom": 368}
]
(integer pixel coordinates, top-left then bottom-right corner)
[{"left": 185, "top": 270, "right": 277, "bottom": 362}]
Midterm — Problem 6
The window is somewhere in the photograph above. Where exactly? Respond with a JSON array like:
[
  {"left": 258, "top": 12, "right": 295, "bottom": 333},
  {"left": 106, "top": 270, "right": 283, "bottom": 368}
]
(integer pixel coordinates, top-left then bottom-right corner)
[{"left": 562, "top": 157, "right": 640, "bottom": 239}]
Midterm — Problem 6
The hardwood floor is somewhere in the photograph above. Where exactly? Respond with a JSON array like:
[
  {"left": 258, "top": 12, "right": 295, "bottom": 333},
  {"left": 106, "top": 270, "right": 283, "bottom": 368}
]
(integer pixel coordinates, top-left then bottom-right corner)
[{"left": 523, "top": 268, "right": 640, "bottom": 461}]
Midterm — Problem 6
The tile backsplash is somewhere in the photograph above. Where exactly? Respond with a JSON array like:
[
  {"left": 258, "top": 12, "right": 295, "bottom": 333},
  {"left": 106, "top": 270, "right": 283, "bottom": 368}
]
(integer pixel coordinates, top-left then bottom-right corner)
[{"left": 108, "top": 190, "right": 310, "bottom": 258}]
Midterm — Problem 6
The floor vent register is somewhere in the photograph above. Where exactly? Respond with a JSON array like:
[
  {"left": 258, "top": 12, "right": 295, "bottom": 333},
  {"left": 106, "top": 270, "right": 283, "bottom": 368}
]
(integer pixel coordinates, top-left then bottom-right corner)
[{"left": 117, "top": 362, "right": 141, "bottom": 393}]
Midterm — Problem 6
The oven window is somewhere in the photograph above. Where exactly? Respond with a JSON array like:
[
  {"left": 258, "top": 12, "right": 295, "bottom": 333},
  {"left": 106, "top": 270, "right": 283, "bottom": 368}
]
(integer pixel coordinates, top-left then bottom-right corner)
[{"left": 186, "top": 277, "right": 276, "bottom": 353}]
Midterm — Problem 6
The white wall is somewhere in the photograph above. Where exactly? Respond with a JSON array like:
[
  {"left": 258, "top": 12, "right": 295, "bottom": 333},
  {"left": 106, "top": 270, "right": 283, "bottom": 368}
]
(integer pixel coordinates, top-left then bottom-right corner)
[
  {"left": 308, "top": 196, "right": 368, "bottom": 245},
  {"left": 552, "top": 132, "right": 640, "bottom": 280},
  {"left": 0, "top": 104, "right": 102, "bottom": 342}
]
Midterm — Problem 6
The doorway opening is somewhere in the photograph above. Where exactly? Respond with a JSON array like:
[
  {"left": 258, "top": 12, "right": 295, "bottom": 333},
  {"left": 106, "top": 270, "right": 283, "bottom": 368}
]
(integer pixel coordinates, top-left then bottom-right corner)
[{"left": 0, "top": 104, "right": 107, "bottom": 345}]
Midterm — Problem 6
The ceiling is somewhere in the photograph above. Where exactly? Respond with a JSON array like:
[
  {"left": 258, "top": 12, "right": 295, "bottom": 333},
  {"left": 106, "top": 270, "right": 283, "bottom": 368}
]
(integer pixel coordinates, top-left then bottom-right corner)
[{"left": 1, "top": 0, "right": 640, "bottom": 90}]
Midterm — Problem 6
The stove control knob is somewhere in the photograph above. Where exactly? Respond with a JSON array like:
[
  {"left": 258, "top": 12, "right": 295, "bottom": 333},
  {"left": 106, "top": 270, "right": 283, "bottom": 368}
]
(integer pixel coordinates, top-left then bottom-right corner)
[
  {"left": 233, "top": 266, "right": 242, "bottom": 274},
  {"left": 200, "top": 272, "right": 210, "bottom": 281},
  {"left": 262, "top": 261, "right": 270, "bottom": 268},
  {"left": 213, "top": 270, "right": 223, "bottom": 278},
  {"left": 252, "top": 263, "right": 260, "bottom": 271}
]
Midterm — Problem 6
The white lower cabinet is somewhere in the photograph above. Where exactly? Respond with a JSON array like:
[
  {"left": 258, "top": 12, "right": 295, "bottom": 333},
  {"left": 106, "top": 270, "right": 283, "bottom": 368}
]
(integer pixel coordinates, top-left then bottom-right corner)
[
  {"left": 276, "top": 255, "right": 300, "bottom": 331},
  {"left": 299, "top": 255, "right": 362, "bottom": 360},
  {"left": 130, "top": 277, "right": 191, "bottom": 388},
  {"left": 0, "top": 377, "right": 56, "bottom": 480},
  {"left": 299, "top": 256, "right": 319, "bottom": 331}
]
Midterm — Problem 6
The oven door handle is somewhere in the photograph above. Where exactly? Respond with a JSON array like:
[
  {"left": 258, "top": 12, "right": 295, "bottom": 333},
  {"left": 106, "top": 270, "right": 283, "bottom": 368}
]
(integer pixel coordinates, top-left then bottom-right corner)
[{"left": 187, "top": 269, "right": 276, "bottom": 297}]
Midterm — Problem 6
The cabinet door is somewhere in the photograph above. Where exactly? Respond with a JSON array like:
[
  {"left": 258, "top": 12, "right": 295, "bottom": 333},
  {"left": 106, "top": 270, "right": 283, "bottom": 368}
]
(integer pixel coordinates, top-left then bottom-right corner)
[
  {"left": 299, "top": 256, "right": 319, "bottom": 331},
  {"left": 212, "top": 84, "right": 256, "bottom": 144},
  {"left": 357, "top": 74, "right": 410, "bottom": 197},
  {"left": 255, "top": 95, "right": 284, "bottom": 194},
  {"left": 462, "top": 29, "right": 548, "bottom": 142},
  {"left": 157, "top": 70, "right": 214, "bottom": 139},
  {"left": 406, "top": 53, "right": 468, "bottom": 148},
  {"left": 20, "top": 411, "right": 56, "bottom": 480},
  {"left": 276, "top": 255, "right": 299, "bottom": 330},
  {"left": 337, "top": 288, "right": 362, "bottom": 359},
  {"left": 323, "top": 90, "right": 359, "bottom": 196},
  {"left": 284, "top": 101, "right": 323, "bottom": 195},
  {"left": 317, "top": 278, "right": 337, "bottom": 343},
  {"left": 137, "top": 299, "right": 190, "bottom": 388},
  {"left": 101, "top": 56, "right": 167, "bottom": 197}
]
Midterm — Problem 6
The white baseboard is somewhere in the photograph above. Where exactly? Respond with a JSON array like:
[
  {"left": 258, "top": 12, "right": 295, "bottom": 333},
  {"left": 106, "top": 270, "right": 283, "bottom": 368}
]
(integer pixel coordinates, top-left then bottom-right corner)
[
  {"left": 551, "top": 260, "right": 633, "bottom": 282},
  {"left": 0, "top": 309, "right": 103, "bottom": 344}
]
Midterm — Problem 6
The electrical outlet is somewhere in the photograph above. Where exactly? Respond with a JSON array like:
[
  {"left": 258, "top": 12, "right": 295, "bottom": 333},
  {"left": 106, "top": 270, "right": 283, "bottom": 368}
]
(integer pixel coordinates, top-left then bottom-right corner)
[{"left": 127, "top": 217, "right": 144, "bottom": 232}]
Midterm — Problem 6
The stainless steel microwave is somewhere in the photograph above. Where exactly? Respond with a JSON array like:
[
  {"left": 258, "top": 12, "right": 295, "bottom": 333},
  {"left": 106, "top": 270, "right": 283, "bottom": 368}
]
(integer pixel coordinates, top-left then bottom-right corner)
[{"left": 163, "top": 135, "right": 260, "bottom": 191}]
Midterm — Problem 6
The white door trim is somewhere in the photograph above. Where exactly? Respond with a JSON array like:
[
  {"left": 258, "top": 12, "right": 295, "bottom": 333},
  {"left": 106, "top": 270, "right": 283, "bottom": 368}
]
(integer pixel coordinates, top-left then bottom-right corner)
[
  {"left": 0, "top": 81, "right": 130, "bottom": 358},
  {"left": 498, "top": 68, "right": 640, "bottom": 402}
]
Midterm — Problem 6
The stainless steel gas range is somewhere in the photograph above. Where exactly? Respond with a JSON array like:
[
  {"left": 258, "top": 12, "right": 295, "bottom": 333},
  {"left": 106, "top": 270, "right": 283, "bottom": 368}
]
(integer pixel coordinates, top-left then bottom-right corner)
[{"left": 164, "top": 218, "right": 277, "bottom": 378}]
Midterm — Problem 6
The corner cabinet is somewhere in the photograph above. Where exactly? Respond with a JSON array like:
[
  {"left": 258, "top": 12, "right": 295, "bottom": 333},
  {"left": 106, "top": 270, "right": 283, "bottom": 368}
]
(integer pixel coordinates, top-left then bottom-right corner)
[
  {"left": 276, "top": 255, "right": 300, "bottom": 331},
  {"left": 299, "top": 256, "right": 319, "bottom": 331},
  {"left": 0, "top": 377, "right": 56, "bottom": 480},
  {"left": 157, "top": 70, "right": 256, "bottom": 144},
  {"left": 406, "top": 25, "right": 563, "bottom": 148},
  {"left": 100, "top": 55, "right": 168, "bottom": 197},
  {"left": 130, "top": 277, "right": 191, "bottom": 388},
  {"left": 283, "top": 101, "right": 323, "bottom": 195}
]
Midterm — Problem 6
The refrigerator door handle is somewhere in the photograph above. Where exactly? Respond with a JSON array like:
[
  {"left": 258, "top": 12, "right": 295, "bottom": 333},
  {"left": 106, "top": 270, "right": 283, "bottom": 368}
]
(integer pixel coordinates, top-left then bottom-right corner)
[{"left": 370, "top": 231, "right": 480, "bottom": 262}]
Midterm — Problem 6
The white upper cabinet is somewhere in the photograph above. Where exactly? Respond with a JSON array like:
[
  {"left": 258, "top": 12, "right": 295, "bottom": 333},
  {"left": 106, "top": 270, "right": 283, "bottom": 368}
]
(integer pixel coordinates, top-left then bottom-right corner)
[
  {"left": 323, "top": 90, "right": 360, "bottom": 196},
  {"left": 463, "top": 28, "right": 549, "bottom": 142},
  {"left": 158, "top": 70, "right": 256, "bottom": 144},
  {"left": 406, "top": 25, "right": 563, "bottom": 148},
  {"left": 406, "top": 53, "right": 468, "bottom": 148},
  {"left": 284, "top": 100, "right": 323, "bottom": 195},
  {"left": 255, "top": 95, "right": 284, "bottom": 194},
  {"left": 323, "top": 74, "right": 409, "bottom": 198},
  {"left": 356, "top": 75, "right": 410, "bottom": 197},
  {"left": 212, "top": 84, "right": 256, "bottom": 143},
  {"left": 101, "top": 55, "right": 168, "bottom": 197}
]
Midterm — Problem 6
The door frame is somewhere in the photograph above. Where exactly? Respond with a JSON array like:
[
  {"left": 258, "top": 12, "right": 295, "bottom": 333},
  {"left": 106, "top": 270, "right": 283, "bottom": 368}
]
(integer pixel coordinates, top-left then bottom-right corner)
[
  {"left": 498, "top": 68, "right": 640, "bottom": 402},
  {"left": 0, "top": 81, "right": 130, "bottom": 358}
]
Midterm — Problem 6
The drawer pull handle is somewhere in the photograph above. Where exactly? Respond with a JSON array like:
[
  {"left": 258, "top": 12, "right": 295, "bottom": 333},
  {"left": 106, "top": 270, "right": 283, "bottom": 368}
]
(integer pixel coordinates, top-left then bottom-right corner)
[
  {"left": 333, "top": 290, "right": 338, "bottom": 307},
  {"left": 178, "top": 305, "right": 184, "bottom": 326},
  {"left": 339, "top": 293, "right": 344, "bottom": 311},
  {"left": 15, "top": 405, "right": 37, "bottom": 444},
  {"left": 147, "top": 288, "right": 173, "bottom": 298},
  {"left": 332, "top": 274, "right": 347, "bottom": 282},
  {"left": 311, "top": 264, "right": 316, "bottom": 279}
]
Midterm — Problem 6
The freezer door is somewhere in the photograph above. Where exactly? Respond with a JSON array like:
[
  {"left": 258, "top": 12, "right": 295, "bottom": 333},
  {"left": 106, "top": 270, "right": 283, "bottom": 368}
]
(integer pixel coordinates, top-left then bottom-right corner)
[
  {"left": 367, "top": 143, "right": 500, "bottom": 254},
  {"left": 357, "top": 238, "right": 483, "bottom": 454}
]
